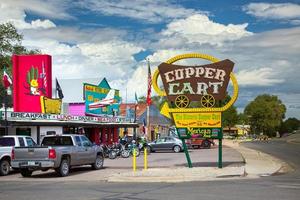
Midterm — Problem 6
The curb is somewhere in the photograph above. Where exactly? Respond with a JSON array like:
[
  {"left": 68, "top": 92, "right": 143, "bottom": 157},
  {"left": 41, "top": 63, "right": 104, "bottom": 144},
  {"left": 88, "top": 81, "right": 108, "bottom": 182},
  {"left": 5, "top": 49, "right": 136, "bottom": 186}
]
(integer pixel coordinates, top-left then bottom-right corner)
[{"left": 107, "top": 166, "right": 246, "bottom": 183}]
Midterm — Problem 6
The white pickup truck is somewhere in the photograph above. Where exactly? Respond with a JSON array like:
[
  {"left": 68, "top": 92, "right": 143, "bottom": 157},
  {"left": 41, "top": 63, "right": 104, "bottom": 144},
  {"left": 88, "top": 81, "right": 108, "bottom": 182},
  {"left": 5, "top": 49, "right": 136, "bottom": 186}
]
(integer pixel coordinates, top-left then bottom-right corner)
[{"left": 0, "top": 135, "right": 36, "bottom": 176}]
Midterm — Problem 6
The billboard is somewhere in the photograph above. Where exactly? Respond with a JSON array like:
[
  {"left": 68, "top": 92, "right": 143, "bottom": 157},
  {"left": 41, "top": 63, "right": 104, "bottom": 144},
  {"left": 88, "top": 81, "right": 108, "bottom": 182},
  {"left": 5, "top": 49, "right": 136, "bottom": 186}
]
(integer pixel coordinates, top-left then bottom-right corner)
[
  {"left": 13, "top": 55, "right": 52, "bottom": 113},
  {"left": 83, "top": 79, "right": 121, "bottom": 116},
  {"left": 158, "top": 59, "right": 234, "bottom": 103}
]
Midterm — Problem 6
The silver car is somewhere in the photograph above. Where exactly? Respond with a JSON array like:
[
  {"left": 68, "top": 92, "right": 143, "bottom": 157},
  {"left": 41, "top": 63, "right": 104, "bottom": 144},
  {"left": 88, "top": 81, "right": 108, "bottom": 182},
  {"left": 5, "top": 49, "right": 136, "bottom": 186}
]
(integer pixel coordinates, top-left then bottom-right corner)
[{"left": 148, "top": 137, "right": 183, "bottom": 153}]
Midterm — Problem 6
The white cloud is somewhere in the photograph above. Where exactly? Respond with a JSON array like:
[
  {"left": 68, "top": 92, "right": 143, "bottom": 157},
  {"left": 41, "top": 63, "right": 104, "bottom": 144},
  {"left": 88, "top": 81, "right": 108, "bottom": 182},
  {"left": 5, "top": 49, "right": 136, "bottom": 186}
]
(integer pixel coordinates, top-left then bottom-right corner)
[
  {"left": 236, "top": 68, "right": 284, "bottom": 86},
  {"left": 23, "top": 38, "right": 144, "bottom": 81},
  {"left": 159, "top": 14, "right": 252, "bottom": 47},
  {"left": 0, "top": 1, "right": 57, "bottom": 30},
  {"left": 0, "top": 0, "right": 73, "bottom": 20},
  {"left": 76, "top": 0, "right": 207, "bottom": 23},
  {"left": 244, "top": 3, "right": 300, "bottom": 21}
]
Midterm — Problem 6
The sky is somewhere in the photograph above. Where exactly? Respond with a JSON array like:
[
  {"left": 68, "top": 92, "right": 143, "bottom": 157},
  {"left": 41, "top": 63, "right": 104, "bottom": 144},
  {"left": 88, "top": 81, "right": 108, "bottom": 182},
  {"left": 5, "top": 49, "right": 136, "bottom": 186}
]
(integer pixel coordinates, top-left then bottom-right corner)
[{"left": 0, "top": 0, "right": 300, "bottom": 118}]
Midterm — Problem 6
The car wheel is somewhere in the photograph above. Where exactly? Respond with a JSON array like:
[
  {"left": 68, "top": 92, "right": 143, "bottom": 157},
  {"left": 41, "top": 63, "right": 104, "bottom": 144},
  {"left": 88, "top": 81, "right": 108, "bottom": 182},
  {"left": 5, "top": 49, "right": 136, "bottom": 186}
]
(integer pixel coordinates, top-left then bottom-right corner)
[
  {"left": 173, "top": 145, "right": 181, "bottom": 153},
  {"left": 57, "top": 159, "right": 70, "bottom": 177},
  {"left": 202, "top": 140, "right": 211, "bottom": 149},
  {"left": 20, "top": 169, "right": 32, "bottom": 177},
  {"left": 145, "top": 146, "right": 151, "bottom": 155},
  {"left": 92, "top": 154, "right": 104, "bottom": 170},
  {"left": 0, "top": 159, "right": 10, "bottom": 176}
]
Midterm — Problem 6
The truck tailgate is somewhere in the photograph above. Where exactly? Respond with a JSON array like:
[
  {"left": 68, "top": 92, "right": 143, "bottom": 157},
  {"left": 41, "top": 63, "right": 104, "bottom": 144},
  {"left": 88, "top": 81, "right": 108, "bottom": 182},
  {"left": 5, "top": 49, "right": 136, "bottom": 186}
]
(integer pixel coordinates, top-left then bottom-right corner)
[{"left": 14, "top": 147, "right": 49, "bottom": 160}]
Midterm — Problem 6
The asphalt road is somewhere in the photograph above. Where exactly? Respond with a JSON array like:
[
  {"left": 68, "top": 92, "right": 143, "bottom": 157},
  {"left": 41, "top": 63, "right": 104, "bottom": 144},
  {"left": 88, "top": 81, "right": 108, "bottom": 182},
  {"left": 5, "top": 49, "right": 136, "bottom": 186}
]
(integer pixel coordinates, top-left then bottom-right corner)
[{"left": 0, "top": 136, "right": 299, "bottom": 200}]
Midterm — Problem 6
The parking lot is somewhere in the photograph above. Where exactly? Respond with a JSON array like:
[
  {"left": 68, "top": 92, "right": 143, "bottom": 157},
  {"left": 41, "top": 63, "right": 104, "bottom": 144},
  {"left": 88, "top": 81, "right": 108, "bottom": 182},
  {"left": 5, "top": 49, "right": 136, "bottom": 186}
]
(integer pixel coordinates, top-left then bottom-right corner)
[{"left": 0, "top": 145, "right": 244, "bottom": 182}]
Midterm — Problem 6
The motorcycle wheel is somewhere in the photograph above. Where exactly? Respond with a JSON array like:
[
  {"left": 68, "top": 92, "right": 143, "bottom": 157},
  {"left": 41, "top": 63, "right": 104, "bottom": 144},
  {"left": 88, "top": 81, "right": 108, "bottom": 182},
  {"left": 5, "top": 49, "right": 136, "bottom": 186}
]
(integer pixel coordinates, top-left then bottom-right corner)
[
  {"left": 109, "top": 151, "right": 117, "bottom": 159},
  {"left": 121, "top": 150, "right": 130, "bottom": 158}
]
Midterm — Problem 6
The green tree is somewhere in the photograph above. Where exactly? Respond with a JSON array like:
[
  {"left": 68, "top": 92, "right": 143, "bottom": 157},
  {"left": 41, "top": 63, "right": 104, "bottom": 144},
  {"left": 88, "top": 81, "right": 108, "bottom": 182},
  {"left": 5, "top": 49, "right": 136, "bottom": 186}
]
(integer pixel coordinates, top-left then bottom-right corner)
[
  {"left": 0, "top": 22, "right": 40, "bottom": 106},
  {"left": 222, "top": 105, "right": 238, "bottom": 134},
  {"left": 244, "top": 94, "right": 286, "bottom": 137},
  {"left": 237, "top": 113, "right": 249, "bottom": 125},
  {"left": 279, "top": 117, "right": 300, "bottom": 135}
]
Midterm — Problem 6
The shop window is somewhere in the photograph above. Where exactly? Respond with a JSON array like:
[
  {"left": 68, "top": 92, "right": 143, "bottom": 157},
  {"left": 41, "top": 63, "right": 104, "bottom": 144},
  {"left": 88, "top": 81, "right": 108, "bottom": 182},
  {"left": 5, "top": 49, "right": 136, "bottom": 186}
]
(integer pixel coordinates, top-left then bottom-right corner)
[
  {"left": 16, "top": 128, "right": 31, "bottom": 136},
  {"left": 0, "top": 128, "right": 4, "bottom": 136}
]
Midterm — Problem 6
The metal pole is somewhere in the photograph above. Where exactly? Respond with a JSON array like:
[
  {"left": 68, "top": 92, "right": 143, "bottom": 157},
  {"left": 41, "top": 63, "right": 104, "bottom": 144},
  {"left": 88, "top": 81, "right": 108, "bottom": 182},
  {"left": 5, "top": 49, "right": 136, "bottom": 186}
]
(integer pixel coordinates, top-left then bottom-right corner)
[
  {"left": 4, "top": 90, "right": 8, "bottom": 135},
  {"left": 133, "top": 104, "right": 137, "bottom": 141},
  {"left": 146, "top": 105, "right": 150, "bottom": 141},
  {"left": 218, "top": 139, "right": 222, "bottom": 168},
  {"left": 182, "top": 139, "right": 192, "bottom": 168}
]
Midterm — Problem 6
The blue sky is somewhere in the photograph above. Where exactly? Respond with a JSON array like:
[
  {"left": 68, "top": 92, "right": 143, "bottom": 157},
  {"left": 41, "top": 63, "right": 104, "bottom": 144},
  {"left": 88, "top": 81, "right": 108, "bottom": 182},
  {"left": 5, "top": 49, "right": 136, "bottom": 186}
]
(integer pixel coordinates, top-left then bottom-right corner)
[{"left": 1, "top": 0, "right": 300, "bottom": 118}]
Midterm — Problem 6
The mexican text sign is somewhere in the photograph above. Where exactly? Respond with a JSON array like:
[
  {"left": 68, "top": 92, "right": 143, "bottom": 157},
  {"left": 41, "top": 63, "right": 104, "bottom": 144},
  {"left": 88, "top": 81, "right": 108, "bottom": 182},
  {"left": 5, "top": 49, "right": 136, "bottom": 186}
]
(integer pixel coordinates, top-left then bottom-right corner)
[
  {"left": 158, "top": 59, "right": 234, "bottom": 103},
  {"left": 173, "top": 112, "right": 221, "bottom": 128},
  {"left": 188, "top": 128, "right": 223, "bottom": 139},
  {"left": 13, "top": 55, "right": 52, "bottom": 113}
]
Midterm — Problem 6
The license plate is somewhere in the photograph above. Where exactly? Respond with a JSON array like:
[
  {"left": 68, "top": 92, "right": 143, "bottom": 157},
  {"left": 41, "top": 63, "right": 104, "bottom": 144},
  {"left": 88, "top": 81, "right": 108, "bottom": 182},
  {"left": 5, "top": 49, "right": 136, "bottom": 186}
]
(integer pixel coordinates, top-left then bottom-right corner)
[{"left": 28, "top": 161, "right": 36, "bottom": 166}]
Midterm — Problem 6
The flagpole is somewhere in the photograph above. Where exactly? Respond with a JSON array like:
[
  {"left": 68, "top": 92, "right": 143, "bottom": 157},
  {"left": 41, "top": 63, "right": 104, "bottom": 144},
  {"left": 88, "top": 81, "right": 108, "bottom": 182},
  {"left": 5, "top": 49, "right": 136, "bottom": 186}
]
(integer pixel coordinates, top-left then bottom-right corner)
[
  {"left": 134, "top": 102, "right": 137, "bottom": 141},
  {"left": 146, "top": 59, "right": 151, "bottom": 141},
  {"left": 4, "top": 89, "right": 8, "bottom": 135},
  {"left": 55, "top": 78, "right": 57, "bottom": 98}
]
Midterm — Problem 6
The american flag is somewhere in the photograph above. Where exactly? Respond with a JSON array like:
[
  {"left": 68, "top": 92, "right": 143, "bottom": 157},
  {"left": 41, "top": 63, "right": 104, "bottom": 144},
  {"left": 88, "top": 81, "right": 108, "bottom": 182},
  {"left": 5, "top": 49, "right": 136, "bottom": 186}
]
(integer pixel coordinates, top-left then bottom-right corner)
[{"left": 146, "top": 59, "right": 152, "bottom": 106}]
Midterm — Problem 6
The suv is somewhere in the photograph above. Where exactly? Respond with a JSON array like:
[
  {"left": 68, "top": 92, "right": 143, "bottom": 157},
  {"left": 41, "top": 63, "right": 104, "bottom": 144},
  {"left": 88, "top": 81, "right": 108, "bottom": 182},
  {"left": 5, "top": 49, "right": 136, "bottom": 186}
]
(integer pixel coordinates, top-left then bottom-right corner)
[{"left": 0, "top": 135, "right": 36, "bottom": 176}]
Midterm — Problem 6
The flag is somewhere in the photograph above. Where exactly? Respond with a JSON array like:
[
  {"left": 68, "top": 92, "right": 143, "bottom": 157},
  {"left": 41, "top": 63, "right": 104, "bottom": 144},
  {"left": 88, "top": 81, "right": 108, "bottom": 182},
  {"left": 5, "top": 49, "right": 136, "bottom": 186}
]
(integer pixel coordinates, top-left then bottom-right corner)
[
  {"left": 2, "top": 69, "right": 12, "bottom": 89},
  {"left": 146, "top": 59, "right": 152, "bottom": 106},
  {"left": 135, "top": 92, "right": 138, "bottom": 105},
  {"left": 55, "top": 78, "right": 64, "bottom": 99}
]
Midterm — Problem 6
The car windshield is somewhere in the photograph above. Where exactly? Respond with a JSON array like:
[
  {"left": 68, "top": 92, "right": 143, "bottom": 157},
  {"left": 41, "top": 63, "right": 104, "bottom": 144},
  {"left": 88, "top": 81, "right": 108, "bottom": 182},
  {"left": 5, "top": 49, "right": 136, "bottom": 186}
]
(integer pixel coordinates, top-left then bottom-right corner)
[
  {"left": 42, "top": 136, "right": 73, "bottom": 146},
  {"left": 0, "top": 137, "right": 15, "bottom": 146}
]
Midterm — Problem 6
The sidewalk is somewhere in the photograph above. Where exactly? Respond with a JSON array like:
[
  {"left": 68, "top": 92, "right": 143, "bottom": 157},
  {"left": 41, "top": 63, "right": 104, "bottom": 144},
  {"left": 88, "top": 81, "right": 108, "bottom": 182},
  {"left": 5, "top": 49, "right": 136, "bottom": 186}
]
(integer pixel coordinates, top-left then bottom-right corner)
[{"left": 107, "top": 140, "right": 286, "bottom": 183}]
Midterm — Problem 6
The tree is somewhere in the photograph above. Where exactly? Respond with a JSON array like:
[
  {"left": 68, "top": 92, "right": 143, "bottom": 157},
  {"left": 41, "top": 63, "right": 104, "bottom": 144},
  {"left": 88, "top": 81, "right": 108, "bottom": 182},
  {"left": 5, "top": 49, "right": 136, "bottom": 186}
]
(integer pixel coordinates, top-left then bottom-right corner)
[
  {"left": 237, "top": 113, "right": 249, "bottom": 125},
  {"left": 0, "top": 22, "right": 40, "bottom": 106},
  {"left": 244, "top": 94, "right": 286, "bottom": 137},
  {"left": 222, "top": 105, "right": 238, "bottom": 135},
  {"left": 279, "top": 117, "right": 300, "bottom": 135}
]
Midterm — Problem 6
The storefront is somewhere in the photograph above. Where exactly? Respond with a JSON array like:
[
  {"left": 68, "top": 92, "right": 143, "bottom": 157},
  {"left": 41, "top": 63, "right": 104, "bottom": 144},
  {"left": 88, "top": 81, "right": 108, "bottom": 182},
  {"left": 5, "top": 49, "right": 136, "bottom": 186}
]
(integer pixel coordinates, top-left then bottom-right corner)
[{"left": 0, "top": 111, "right": 138, "bottom": 144}]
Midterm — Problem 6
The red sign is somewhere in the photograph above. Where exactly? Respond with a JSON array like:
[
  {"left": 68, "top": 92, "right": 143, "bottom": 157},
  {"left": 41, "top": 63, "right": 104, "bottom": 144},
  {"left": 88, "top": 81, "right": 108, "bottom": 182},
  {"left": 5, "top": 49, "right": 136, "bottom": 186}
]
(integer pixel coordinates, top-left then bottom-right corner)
[{"left": 13, "top": 55, "right": 52, "bottom": 113}]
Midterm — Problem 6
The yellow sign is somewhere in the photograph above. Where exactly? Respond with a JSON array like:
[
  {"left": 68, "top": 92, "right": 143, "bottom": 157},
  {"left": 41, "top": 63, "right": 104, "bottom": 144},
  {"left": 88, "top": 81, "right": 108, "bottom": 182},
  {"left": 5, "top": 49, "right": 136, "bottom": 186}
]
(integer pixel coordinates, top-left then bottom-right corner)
[
  {"left": 40, "top": 96, "right": 62, "bottom": 114},
  {"left": 173, "top": 112, "right": 221, "bottom": 128}
]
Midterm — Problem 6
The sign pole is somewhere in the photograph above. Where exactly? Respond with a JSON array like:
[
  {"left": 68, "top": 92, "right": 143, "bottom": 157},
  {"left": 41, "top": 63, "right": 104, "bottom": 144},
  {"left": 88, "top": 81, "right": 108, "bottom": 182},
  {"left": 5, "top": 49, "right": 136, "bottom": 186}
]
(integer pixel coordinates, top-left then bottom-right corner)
[
  {"left": 182, "top": 139, "right": 192, "bottom": 168},
  {"left": 218, "top": 138, "right": 222, "bottom": 168},
  {"left": 4, "top": 90, "right": 8, "bottom": 135}
]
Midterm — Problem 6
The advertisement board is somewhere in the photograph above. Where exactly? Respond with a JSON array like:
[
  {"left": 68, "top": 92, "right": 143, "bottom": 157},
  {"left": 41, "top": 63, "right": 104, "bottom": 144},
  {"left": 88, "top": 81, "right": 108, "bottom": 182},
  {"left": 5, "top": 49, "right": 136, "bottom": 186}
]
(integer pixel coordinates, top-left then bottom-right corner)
[
  {"left": 13, "top": 55, "right": 52, "bottom": 113},
  {"left": 83, "top": 80, "right": 121, "bottom": 116},
  {"left": 173, "top": 112, "right": 221, "bottom": 128}
]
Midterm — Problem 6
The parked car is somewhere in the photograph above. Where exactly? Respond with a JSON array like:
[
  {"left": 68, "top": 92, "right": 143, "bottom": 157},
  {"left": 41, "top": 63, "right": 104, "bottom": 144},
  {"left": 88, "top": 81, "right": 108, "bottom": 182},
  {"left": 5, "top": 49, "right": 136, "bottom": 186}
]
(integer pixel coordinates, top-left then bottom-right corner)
[
  {"left": 185, "top": 135, "right": 214, "bottom": 149},
  {"left": 147, "top": 137, "right": 183, "bottom": 153},
  {"left": 11, "top": 134, "right": 104, "bottom": 177},
  {"left": 0, "top": 135, "right": 36, "bottom": 176}
]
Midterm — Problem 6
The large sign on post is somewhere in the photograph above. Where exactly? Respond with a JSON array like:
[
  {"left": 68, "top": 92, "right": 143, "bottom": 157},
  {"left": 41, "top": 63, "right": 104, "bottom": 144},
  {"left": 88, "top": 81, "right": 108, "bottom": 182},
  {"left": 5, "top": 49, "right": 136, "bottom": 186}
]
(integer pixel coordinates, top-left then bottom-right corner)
[
  {"left": 12, "top": 55, "right": 52, "bottom": 113},
  {"left": 152, "top": 53, "right": 239, "bottom": 168}
]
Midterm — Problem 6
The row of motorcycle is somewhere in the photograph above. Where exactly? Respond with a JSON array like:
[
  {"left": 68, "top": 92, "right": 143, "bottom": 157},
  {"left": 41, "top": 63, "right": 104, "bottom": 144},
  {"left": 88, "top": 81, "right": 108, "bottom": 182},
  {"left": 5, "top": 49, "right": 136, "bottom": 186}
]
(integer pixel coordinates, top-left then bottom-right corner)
[{"left": 101, "top": 140, "right": 150, "bottom": 159}]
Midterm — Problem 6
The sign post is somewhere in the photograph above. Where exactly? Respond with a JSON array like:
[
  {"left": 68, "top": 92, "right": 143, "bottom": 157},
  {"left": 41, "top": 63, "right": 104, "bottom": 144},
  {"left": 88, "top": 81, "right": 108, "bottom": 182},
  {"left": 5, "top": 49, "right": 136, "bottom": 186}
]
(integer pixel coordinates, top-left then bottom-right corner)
[{"left": 152, "top": 53, "right": 239, "bottom": 168}]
